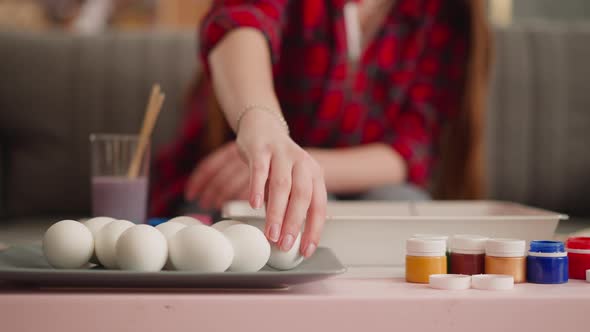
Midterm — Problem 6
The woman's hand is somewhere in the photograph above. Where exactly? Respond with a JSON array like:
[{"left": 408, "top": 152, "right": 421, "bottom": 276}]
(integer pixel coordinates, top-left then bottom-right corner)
[
  {"left": 185, "top": 142, "right": 250, "bottom": 210},
  {"left": 204, "top": 28, "right": 327, "bottom": 257},
  {"left": 237, "top": 109, "right": 327, "bottom": 258}
]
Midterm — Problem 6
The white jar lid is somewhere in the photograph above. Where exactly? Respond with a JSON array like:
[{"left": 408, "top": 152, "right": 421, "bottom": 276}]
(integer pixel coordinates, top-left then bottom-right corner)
[
  {"left": 471, "top": 274, "right": 514, "bottom": 290},
  {"left": 429, "top": 274, "right": 471, "bottom": 290},
  {"left": 485, "top": 238, "right": 526, "bottom": 257},
  {"left": 406, "top": 238, "right": 446, "bottom": 256},
  {"left": 451, "top": 235, "right": 488, "bottom": 254}
]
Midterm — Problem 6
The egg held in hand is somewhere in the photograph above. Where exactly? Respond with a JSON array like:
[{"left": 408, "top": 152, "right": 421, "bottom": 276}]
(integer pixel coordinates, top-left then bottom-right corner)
[
  {"left": 267, "top": 233, "right": 304, "bottom": 270},
  {"left": 169, "top": 225, "right": 233, "bottom": 272},
  {"left": 116, "top": 225, "right": 168, "bottom": 272},
  {"left": 223, "top": 224, "right": 270, "bottom": 272},
  {"left": 43, "top": 220, "right": 94, "bottom": 269}
]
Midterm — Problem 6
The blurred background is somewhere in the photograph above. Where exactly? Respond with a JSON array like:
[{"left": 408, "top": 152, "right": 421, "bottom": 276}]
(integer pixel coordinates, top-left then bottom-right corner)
[
  {"left": 0, "top": 0, "right": 211, "bottom": 31},
  {"left": 0, "top": 0, "right": 589, "bottom": 227},
  {"left": 1, "top": 0, "right": 589, "bottom": 31}
]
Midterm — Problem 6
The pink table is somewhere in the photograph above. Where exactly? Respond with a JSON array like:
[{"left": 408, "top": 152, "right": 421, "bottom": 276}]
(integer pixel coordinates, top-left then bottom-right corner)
[{"left": 1, "top": 277, "right": 590, "bottom": 332}]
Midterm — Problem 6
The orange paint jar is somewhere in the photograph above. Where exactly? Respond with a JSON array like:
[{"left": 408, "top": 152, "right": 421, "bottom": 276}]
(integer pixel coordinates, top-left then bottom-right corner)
[
  {"left": 406, "top": 238, "right": 447, "bottom": 283},
  {"left": 485, "top": 238, "right": 527, "bottom": 283}
]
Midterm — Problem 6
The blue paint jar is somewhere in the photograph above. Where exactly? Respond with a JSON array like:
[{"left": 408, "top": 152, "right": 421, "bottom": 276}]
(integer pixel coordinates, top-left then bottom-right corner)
[{"left": 527, "top": 240, "right": 568, "bottom": 284}]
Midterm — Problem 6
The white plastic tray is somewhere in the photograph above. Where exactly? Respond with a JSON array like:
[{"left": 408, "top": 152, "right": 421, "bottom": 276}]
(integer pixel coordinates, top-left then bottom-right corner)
[{"left": 222, "top": 200, "right": 568, "bottom": 267}]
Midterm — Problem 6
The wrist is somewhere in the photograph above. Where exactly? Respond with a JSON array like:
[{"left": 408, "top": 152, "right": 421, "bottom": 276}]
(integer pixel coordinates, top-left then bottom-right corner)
[{"left": 235, "top": 105, "right": 289, "bottom": 136}]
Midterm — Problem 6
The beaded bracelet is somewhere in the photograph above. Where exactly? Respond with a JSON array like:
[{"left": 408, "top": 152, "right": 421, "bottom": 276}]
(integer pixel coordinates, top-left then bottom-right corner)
[{"left": 236, "top": 105, "right": 290, "bottom": 135}]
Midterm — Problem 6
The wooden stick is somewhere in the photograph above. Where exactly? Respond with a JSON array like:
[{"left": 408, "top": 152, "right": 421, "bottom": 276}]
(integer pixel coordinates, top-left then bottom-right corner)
[{"left": 127, "top": 85, "right": 165, "bottom": 179}]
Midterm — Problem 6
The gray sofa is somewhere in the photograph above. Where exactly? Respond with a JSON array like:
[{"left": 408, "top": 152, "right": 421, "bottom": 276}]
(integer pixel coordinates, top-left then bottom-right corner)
[
  {"left": 1, "top": 23, "right": 589, "bottom": 220},
  {"left": 0, "top": 31, "right": 198, "bottom": 218},
  {"left": 488, "top": 22, "right": 590, "bottom": 216}
]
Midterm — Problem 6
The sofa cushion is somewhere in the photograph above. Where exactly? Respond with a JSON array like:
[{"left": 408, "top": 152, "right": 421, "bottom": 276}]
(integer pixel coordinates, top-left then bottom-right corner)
[
  {"left": 487, "top": 22, "right": 590, "bottom": 216},
  {"left": 0, "top": 31, "right": 198, "bottom": 217}
]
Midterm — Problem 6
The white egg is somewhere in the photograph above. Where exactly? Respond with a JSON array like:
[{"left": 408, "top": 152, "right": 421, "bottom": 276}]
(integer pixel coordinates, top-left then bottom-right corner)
[
  {"left": 222, "top": 224, "right": 270, "bottom": 272},
  {"left": 155, "top": 221, "right": 187, "bottom": 269},
  {"left": 267, "top": 233, "right": 304, "bottom": 270},
  {"left": 95, "top": 219, "right": 134, "bottom": 269},
  {"left": 211, "top": 219, "right": 242, "bottom": 232},
  {"left": 43, "top": 220, "right": 94, "bottom": 269},
  {"left": 82, "top": 216, "right": 115, "bottom": 264},
  {"left": 116, "top": 225, "right": 168, "bottom": 272},
  {"left": 169, "top": 225, "right": 233, "bottom": 272},
  {"left": 167, "top": 216, "right": 203, "bottom": 226},
  {"left": 83, "top": 216, "right": 115, "bottom": 234},
  {"left": 156, "top": 221, "right": 187, "bottom": 239}
]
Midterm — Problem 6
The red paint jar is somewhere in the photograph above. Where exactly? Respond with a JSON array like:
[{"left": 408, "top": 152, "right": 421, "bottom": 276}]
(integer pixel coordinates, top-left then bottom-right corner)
[
  {"left": 450, "top": 235, "right": 487, "bottom": 275},
  {"left": 566, "top": 237, "right": 590, "bottom": 280}
]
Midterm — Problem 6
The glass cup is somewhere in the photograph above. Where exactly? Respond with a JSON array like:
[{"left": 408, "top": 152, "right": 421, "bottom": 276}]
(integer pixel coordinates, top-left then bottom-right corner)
[{"left": 90, "top": 134, "right": 149, "bottom": 223}]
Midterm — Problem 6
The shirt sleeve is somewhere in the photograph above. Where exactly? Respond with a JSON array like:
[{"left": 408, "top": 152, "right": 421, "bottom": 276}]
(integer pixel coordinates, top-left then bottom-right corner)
[
  {"left": 388, "top": 5, "right": 468, "bottom": 187},
  {"left": 199, "top": 0, "right": 291, "bottom": 73}
]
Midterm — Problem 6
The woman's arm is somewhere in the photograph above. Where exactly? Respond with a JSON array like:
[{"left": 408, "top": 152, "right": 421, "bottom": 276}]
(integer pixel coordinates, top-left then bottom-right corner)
[
  {"left": 206, "top": 27, "right": 326, "bottom": 258},
  {"left": 308, "top": 144, "right": 407, "bottom": 194},
  {"left": 208, "top": 28, "right": 282, "bottom": 132}
]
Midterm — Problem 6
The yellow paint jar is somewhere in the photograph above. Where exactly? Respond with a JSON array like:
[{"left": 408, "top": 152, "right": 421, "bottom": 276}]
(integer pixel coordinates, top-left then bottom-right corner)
[
  {"left": 485, "top": 238, "right": 527, "bottom": 283},
  {"left": 406, "top": 238, "right": 447, "bottom": 283}
]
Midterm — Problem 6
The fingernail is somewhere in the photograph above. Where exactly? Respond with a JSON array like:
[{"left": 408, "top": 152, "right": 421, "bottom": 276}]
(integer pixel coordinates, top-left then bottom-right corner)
[
  {"left": 304, "top": 243, "right": 316, "bottom": 258},
  {"left": 281, "top": 234, "right": 295, "bottom": 251},
  {"left": 269, "top": 224, "right": 280, "bottom": 242},
  {"left": 253, "top": 194, "right": 262, "bottom": 209}
]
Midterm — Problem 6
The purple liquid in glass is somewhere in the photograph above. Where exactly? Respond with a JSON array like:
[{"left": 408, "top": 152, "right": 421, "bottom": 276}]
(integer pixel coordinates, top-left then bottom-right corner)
[{"left": 92, "top": 176, "right": 148, "bottom": 223}]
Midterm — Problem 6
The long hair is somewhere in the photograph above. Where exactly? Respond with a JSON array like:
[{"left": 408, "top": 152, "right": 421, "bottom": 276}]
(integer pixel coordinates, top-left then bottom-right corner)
[
  {"left": 433, "top": 0, "right": 493, "bottom": 199},
  {"left": 191, "top": 0, "right": 493, "bottom": 199}
]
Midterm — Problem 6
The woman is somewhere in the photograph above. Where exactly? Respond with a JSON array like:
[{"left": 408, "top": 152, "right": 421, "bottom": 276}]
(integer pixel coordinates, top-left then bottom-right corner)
[{"left": 151, "top": 0, "right": 492, "bottom": 258}]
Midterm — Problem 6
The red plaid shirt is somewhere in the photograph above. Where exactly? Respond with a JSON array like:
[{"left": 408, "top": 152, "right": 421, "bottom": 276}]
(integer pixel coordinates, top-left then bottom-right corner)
[{"left": 151, "top": 0, "right": 468, "bottom": 217}]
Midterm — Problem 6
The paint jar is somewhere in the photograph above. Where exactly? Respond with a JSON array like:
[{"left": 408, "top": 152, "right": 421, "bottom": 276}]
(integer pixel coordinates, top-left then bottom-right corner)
[
  {"left": 450, "top": 235, "right": 487, "bottom": 275},
  {"left": 412, "top": 234, "right": 450, "bottom": 270},
  {"left": 526, "top": 240, "right": 568, "bottom": 284},
  {"left": 485, "top": 238, "right": 526, "bottom": 283},
  {"left": 565, "top": 237, "right": 590, "bottom": 280},
  {"left": 406, "top": 238, "right": 447, "bottom": 283}
]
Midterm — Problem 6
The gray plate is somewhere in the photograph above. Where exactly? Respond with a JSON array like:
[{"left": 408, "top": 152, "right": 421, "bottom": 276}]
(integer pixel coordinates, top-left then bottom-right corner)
[{"left": 0, "top": 245, "right": 346, "bottom": 289}]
